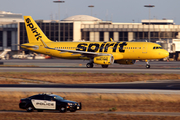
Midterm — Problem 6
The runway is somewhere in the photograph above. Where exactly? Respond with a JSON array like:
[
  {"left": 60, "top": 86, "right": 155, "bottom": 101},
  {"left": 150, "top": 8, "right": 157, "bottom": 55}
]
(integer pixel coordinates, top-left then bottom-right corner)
[
  {"left": 0, "top": 59, "right": 179, "bottom": 93},
  {"left": 1, "top": 80, "right": 180, "bottom": 94},
  {"left": 0, "top": 59, "right": 180, "bottom": 73},
  {"left": 1, "top": 87, "right": 180, "bottom": 94}
]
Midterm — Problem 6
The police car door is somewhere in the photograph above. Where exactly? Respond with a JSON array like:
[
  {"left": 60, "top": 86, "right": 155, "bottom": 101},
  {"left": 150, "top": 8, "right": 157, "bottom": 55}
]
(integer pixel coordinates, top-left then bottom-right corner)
[
  {"left": 43, "top": 95, "right": 56, "bottom": 110},
  {"left": 31, "top": 95, "right": 56, "bottom": 110}
]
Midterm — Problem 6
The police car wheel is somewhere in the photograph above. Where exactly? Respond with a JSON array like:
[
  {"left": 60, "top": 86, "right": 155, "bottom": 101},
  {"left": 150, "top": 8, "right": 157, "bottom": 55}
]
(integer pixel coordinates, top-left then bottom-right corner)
[
  {"left": 59, "top": 106, "right": 67, "bottom": 113},
  {"left": 26, "top": 105, "right": 34, "bottom": 112},
  {"left": 37, "top": 109, "right": 43, "bottom": 112}
]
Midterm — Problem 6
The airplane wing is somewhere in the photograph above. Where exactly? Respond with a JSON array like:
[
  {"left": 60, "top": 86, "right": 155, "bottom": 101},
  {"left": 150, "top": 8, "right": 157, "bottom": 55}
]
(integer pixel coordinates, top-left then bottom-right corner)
[{"left": 40, "top": 39, "right": 111, "bottom": 57}]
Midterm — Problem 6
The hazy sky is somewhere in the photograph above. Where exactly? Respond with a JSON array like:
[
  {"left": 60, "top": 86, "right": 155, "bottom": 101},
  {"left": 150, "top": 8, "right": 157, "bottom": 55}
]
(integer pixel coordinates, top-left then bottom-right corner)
[{"left": 1, "top": 0, "right": 180, "bottom": 24}]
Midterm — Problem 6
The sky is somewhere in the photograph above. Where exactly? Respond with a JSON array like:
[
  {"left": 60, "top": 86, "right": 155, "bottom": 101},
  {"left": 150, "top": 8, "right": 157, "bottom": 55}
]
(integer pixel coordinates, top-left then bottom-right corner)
[{"left": 1, "top": 0, "right": 180, "bottom": 24}]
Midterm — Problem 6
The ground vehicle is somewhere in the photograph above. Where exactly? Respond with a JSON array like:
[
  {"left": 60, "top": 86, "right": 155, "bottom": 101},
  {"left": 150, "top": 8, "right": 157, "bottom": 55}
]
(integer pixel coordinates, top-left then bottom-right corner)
[
  {"left": 156, "top": 39, "right": 180, "bottom": 61},
  {"left": 19, "top": 93, "right": 81, "bottom": 112}
]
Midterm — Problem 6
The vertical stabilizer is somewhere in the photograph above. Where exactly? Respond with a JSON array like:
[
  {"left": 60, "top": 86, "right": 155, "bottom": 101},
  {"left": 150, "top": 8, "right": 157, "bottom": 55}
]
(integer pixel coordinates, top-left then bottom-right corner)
[{"left": 24, "top": 16, "right": 52, "bottom": 43}]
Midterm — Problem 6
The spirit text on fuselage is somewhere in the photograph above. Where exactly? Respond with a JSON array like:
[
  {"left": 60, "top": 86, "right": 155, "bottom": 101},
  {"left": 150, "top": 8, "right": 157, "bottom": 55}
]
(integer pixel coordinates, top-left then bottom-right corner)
[{"left": 76, "top": 42, "right": 127, "bottom": 53}]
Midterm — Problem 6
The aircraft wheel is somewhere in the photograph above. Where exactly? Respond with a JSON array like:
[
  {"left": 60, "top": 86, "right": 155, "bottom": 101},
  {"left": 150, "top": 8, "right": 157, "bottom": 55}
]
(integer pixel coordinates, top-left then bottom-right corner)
[
  {"left": 146, "top": 64, "right": 150, "bottom": 69},
  {"left": 86, "top": 63, "right": 93, "bottom": 68},
  {"left": 102, "top": 65, "right": 108, "bottom": 68}
]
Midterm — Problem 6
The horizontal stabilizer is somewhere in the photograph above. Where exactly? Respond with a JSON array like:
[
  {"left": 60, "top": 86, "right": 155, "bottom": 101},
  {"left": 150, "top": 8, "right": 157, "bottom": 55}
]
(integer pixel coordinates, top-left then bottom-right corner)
[{"left": 21, "top": 44, "right": 37, "bottom": 48}]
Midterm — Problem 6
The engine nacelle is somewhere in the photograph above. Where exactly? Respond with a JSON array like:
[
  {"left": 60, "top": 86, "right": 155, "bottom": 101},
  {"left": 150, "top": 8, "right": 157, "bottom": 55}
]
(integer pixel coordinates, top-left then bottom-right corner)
[
  {"left": 115, "top": 60, "right": 136, "bottom": 65},
  {"left": 93, "top": 56, "right": 114, "bottom": 65}
]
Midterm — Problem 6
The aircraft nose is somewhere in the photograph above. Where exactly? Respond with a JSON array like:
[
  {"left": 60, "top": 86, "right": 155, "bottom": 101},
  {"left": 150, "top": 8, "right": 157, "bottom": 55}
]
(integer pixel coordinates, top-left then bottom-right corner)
[
  {"left": 161, "top": 50, "right": 169, "bottom": 58},
  {"left": 165, "top": 51, "right": 169, "bottom": 57}
]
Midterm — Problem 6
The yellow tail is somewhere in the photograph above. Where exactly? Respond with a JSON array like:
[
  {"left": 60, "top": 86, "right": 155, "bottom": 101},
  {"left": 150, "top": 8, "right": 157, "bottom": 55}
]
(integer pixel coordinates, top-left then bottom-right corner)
[{"left": 24, "top": 16, "right": 52, "bottom": 43}]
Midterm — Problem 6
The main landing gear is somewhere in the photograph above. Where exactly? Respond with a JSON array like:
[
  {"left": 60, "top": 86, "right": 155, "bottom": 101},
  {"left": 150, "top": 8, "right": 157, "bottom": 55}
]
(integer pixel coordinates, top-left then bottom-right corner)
[
  {"left": 86, "top": 58, "right": 94, "bottom": 68},
  {"left": 145, "top": 60, "right": 150, "bottom": 69},
  {"left": 86, "top": 63, "right": 109, "bottom": 68},
  {"left": 86, "top": 63, "right": 93, "bottom": 68}
]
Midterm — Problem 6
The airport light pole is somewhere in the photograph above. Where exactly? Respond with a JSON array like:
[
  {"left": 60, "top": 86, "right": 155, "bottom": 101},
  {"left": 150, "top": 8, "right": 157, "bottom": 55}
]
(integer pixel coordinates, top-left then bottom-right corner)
[
  {"left": 88, "top": 5, "right": 94, "bottom": 16},
  {"left": 53, "top": 0, "right": 65, "bottom": 42},
  {"left": 144, "top": 5, "right": 155, "bottom": 42}
]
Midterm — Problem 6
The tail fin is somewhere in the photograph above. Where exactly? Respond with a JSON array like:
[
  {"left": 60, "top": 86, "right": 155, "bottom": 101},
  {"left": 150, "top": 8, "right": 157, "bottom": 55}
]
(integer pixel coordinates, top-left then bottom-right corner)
[{"left": 24, "top": 16, "right": 52, "bottom": 43}]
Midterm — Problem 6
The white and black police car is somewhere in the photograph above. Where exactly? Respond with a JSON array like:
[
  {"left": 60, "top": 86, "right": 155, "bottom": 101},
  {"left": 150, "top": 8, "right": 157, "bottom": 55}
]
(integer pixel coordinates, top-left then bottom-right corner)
[{"left": 19, "top": 93, "right": 81, "bottom": 112}]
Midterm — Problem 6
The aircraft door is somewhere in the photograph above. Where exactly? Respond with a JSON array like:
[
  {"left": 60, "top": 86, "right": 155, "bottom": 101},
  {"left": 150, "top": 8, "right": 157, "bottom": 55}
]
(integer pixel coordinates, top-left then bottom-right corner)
[{"left": 142, "top": 43, "right": 148, "bottom": 53}]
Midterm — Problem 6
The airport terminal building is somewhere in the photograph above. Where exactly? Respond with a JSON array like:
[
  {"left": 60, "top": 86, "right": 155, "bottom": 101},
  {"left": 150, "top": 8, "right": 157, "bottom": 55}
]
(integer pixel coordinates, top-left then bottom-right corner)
[{"left": 1, "top": 11, "right": 180, "bottom": 51}]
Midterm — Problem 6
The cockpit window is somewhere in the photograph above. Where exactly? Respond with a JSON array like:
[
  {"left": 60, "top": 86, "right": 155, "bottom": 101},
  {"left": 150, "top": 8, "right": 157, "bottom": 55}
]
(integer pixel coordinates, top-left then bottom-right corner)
[{"left": 153, "top": 46, "right": 162, "bottom": 49}]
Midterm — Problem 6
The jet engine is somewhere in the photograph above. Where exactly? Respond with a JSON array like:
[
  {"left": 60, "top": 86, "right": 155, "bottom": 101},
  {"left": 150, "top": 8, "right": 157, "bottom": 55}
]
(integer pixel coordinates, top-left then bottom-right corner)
[
  {"left": 115, "top": 60, "right": 136, "bottom": 65},
  {"left": 93, "top": 56, "right": 114, "bottom": 65}
]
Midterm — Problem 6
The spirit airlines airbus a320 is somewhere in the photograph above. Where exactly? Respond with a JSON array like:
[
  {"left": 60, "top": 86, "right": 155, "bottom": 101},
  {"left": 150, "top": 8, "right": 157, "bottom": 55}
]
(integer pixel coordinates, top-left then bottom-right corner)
[{"left": 21, "top": 16, "right": 169, "bottom": 69}]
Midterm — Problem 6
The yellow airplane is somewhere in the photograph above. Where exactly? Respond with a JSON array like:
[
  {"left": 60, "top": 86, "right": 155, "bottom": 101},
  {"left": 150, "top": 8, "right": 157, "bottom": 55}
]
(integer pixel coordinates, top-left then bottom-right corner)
[{"left": 21, "top": 16, "right": 169, "bottom": 69}]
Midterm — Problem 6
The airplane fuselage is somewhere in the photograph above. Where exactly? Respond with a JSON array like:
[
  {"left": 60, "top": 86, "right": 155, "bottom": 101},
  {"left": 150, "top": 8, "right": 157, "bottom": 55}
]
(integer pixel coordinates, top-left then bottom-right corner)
[{"left": 21, "top": 41, "right": 168, "bottom": 60}]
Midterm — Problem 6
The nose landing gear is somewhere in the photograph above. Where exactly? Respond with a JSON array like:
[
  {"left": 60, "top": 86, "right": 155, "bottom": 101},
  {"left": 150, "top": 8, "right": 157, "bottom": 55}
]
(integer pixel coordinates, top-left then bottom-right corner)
[{"left": 145, "top": 60, "right": 150, "bottom": 69}]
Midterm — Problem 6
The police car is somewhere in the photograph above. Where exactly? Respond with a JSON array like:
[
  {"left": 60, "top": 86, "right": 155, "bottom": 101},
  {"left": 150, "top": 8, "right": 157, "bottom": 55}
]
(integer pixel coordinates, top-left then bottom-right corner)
[{"left": 19, "top": 93, "right": 81, "bottom": 112}]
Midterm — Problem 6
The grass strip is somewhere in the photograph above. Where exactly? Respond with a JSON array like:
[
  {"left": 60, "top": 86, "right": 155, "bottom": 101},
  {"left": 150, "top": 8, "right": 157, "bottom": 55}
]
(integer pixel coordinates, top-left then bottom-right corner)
[{"left": 0, "top": 72, "right": 179, "bottom": 84}]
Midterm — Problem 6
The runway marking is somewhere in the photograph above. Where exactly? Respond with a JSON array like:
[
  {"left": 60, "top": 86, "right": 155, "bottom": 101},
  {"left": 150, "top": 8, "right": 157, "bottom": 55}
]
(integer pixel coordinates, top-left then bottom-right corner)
[{"left": 167, "top": 84, "right": 180, "bottom": 88}]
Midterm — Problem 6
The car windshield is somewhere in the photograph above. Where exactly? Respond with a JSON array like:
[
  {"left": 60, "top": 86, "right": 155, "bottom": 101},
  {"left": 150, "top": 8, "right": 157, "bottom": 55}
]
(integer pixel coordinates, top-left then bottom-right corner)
[{"left": 53, "top": 95, "right": 64, "bottom": 100}]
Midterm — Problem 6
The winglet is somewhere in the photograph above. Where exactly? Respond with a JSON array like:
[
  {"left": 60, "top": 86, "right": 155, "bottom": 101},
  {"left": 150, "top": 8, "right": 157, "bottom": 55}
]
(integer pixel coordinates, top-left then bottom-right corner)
[
  {"left": 110, "top": 38, "right": 114, "bottom": 42},
  {"left": 40, "top": 39, "right": 49, "bottom": 48}
]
